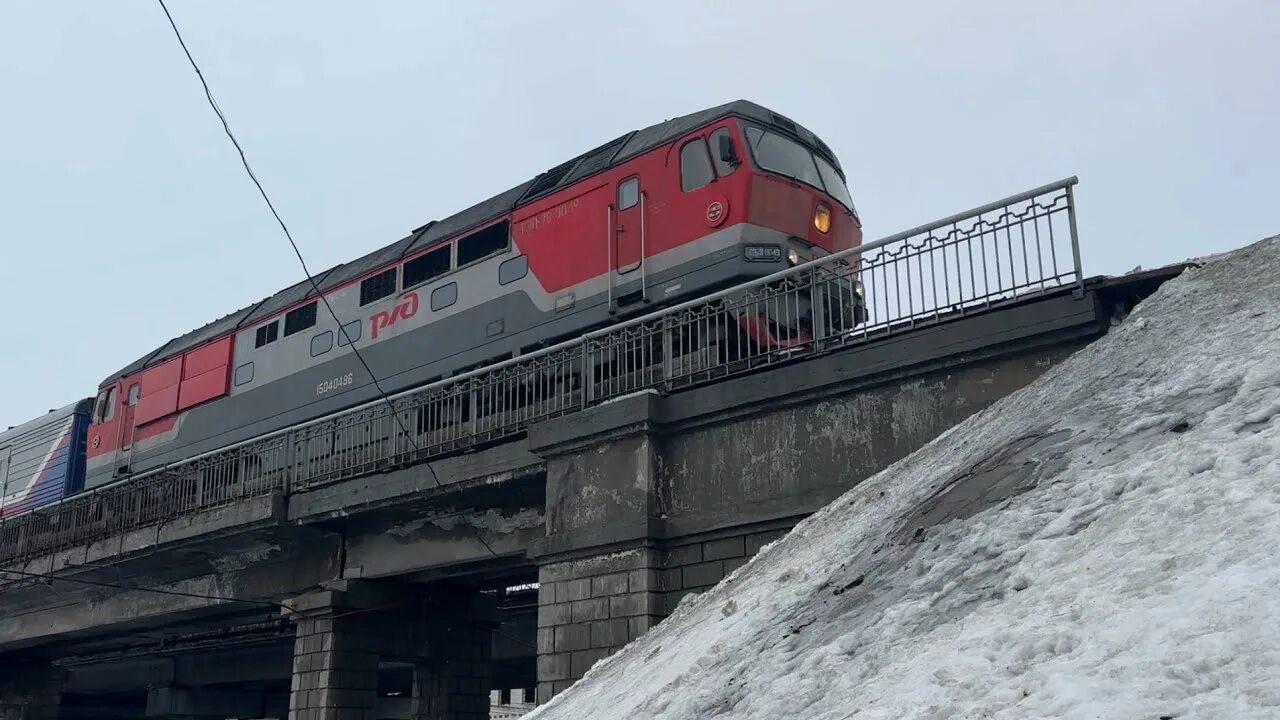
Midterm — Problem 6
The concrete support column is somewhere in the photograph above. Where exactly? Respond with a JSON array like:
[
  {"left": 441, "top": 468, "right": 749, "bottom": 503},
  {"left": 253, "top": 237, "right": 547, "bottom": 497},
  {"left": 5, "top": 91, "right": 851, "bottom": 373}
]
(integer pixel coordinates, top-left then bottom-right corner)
[
  {"left": 534, "top": 547, "right": 660, "bottom": 703},
  {"left": 286, "top": 581, "right": 498, "bottom": 720},
  {"left": 286, "top": 583, "right": 391, "bottom": 720},
  {"left": 289, "top": 611, "right": 380, "bottom": 719},
  {"left": 409, "top": 593, "right": 496, "bottom": 720},
  {"left": 0, "top": 663, "right": 64, "bottom": 720},
  {"left": 528, "top": 392, "right": 666, "bottom": 703}
]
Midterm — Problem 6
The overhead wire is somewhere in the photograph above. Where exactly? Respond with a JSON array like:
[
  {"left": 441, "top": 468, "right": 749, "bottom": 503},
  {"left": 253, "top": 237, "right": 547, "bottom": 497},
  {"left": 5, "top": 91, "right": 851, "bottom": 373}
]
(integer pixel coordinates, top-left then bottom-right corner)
[
  {"left": 0, "top": 567, "right": 537, "bottom": 650},
  {"left": 0, "top": 566, "right": 285, "bottom": 611},
  {"left": 153, "top": 0, "right": 502, "bottom": 558}
]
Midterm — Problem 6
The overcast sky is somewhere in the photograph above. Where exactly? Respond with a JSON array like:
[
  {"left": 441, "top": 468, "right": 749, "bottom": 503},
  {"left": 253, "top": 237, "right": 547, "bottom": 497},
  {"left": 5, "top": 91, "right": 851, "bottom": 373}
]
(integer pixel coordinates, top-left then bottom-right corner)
[{"left": 1, "top": 0, "right": 1276, "bottom": 429}]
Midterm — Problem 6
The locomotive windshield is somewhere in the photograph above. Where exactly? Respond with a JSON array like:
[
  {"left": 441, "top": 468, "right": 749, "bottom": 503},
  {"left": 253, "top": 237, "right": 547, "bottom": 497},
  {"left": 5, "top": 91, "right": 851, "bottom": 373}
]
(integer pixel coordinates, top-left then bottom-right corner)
[{"left": 743, "top": 123, "right": 856, "bottom": 212}]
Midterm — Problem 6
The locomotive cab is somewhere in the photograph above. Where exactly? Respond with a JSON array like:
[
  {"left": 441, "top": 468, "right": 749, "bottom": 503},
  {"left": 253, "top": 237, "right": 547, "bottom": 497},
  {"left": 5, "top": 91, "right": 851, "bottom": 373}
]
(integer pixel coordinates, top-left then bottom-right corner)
[{"left": 712, "top": 113, "right": 866, "bottom": 348}]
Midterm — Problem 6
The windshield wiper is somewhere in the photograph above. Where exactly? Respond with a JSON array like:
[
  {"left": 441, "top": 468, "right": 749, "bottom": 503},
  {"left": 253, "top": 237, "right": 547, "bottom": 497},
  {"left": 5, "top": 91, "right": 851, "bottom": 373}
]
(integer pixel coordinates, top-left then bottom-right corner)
[{"left": 766, "top": 169, "right": 805, "bottom": 186}]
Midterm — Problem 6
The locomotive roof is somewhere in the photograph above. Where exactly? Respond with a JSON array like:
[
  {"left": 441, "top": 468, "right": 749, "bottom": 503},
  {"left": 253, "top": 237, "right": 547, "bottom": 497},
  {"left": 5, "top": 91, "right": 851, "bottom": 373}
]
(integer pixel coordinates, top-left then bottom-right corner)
[{"left": 100, "top": 99, "right": 835, "bottom": 388}]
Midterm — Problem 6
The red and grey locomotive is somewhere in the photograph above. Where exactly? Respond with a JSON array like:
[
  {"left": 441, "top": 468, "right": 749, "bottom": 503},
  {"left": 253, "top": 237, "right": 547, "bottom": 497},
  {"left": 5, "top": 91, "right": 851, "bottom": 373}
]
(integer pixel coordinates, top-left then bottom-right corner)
[{"left": 0, "top": 99, "right": 862, "bottom": 511}]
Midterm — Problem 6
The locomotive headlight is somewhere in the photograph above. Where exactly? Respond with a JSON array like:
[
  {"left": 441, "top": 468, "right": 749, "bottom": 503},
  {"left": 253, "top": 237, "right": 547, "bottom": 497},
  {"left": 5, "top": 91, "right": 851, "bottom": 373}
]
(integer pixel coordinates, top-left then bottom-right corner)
[
  {"left": 813, "top": 204, "right": 831, "bottom": 233},
  {"left": 787, "top": 248, "right": 802, "bottom": 266}
]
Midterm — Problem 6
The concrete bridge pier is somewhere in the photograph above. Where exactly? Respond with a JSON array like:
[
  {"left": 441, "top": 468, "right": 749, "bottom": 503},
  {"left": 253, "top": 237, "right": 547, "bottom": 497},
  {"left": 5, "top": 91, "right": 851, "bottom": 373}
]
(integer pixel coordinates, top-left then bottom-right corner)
[
  {"left": 406, "top": 591, "right": 496, "bottom": 720},
  {"left": 0, "top": 663, "right": 64, "bottom": 720},
  {"left": 285, "top": 581, "right": 496, "bottom": 720},
  {"left": 529, "top": 394, "right": 666, "bottom": 704}
]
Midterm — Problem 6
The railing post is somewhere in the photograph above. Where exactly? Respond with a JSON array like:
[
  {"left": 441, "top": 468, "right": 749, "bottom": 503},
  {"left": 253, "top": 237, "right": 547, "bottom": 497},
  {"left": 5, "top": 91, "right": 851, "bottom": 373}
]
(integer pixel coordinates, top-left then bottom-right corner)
[
  {"left": 808, "top": 268, "right": 828, "bottom": 346},
  {"left": 1066, "top": 182, "right": 1085, "bottom": 292},
  {"left": 467, "top": 380, "right": 478, "bottom": 439},
  {"left": 661, "top": 316, "right": 674, "bottom": 388},
  {"left": 388, "top": 402, "right": 399, "bottom": 466},
  {"left": 286, "top": 433, "right": 295, "bottom": 494},
  {"left": 583, "top": 341, "right": 594, "bottom": 408}
]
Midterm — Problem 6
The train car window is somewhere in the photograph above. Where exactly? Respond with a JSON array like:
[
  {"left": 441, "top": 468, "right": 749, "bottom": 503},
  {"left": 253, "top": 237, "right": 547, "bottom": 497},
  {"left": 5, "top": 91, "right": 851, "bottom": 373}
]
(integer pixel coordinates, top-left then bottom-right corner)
[
  {"left": 284, "top": 302, "right": 318, "bottom": 337},
  {"left": 618, "top": 177, "right": 639, "bottom": 210},
  {"left": 710, "top": 128, "right": 738, "bottom": 177},
  {"left": 680, "top": 139, "right": 715, "bottom": 192},
  {"left": 457, "top": 221, "right": 509, "bottom": 266},
  {"left": 498, "top": 254, "right": 528, "bottom": 285},
  {"left": 254, "top": 321, "right": 279, "bottom": 348},
  {"left": 403, "top": 245, "right": 451, "bottom": 289},
  {"left": 310, "top": 331, "right": 334, "bottom": 357},
  {"left": 127, "top": 384, "right": 140, "bottom": 406},
  {"left": 233, "top": 362, "right": 254, "bottom": 387},
  {"left": 337, "top": 320, "right": 362, "bottom": 347},
  {"left": 359, "top": 268, "right": 398, "bottom": 307},
  {"left": 431, "top": 282, "right": 458, "bottom": 311}
]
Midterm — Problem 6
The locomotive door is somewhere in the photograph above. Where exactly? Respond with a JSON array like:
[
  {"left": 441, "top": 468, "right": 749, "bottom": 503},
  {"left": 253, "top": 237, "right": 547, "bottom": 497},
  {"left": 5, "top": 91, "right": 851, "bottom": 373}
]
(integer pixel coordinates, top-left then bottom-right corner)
[
  {"left": 0, "top": 446, "right": 11, "bottom": 510},
  {"left": 119, "top": 382, "right": 140, "bottom": 453},
  {"left": 613, "top": 176, "right": 643, "bottom": 276}
]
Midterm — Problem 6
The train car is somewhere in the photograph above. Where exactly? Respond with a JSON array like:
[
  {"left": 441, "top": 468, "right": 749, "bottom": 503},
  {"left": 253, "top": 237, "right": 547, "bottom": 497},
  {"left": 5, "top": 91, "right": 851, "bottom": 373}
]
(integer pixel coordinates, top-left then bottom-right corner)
[
  {"left": 83, "top": 99, "right": 863, "bottom": 489},
  {"left": 0, "top": 399, "right": 93, "bottom": 517}
]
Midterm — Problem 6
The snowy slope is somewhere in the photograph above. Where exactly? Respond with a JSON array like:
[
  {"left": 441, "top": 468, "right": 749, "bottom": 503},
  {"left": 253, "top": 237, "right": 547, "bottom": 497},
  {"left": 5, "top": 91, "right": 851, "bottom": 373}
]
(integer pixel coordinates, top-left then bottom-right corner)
[{"left": 527, "top": 235, "right": 1280, "bottom": 720}]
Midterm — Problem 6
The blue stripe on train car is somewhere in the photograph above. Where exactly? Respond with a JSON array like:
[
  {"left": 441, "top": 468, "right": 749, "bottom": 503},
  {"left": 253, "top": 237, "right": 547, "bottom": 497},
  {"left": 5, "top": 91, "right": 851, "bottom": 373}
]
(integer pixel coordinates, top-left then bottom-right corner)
[{"left": 0, "top": 398, "right": 93, "bottom": 518}]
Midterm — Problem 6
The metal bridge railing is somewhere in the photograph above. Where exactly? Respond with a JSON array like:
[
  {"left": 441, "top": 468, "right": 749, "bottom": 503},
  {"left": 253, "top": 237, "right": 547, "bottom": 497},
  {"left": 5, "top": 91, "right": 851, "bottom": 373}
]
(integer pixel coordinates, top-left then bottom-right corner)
[{"left": 0, "top": 177, "right": 1082, "bottom": 567}]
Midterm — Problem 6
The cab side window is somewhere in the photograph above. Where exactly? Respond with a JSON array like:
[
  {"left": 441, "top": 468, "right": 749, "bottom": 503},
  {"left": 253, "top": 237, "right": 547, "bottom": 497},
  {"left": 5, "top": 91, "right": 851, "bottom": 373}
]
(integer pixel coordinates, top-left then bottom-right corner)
[
  {"left": 680, "top": 139, "right": 714, "bottom": 192},
  {"left": 96, "top": 387, "right": 118, "bottom": 422}
]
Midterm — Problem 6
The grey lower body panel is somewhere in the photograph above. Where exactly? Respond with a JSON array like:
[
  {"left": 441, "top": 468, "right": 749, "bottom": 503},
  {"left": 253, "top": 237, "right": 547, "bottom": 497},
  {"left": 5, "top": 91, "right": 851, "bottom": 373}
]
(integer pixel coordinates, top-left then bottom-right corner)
[{"left": 85, "top": 249, "right": 796, "bottom": 489}]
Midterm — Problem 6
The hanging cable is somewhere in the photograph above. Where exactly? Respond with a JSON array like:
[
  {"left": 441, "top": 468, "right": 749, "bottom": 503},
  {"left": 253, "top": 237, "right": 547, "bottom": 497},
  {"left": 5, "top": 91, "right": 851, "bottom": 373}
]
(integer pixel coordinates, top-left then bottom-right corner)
[
  {"left": 153, "top": 0, "right": 502, "bottom": 557},
  {"left": 0, "top": 566, "right": 286, "bottom": 611},
  {"left": 0, "top": 567, "right": 536, "bottom": 650}
]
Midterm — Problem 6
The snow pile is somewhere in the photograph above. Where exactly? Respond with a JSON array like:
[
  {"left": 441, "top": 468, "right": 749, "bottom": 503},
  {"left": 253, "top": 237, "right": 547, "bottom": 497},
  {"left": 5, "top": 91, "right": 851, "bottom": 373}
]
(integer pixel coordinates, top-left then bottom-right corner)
[{"left": 528, "top": 235, "right": 1280, "bottom": 720}]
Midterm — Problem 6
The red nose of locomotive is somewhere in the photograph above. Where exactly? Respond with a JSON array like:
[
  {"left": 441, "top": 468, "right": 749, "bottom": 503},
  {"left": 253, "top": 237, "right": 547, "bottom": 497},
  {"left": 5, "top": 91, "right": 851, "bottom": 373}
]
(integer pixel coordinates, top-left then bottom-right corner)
[
  {"left": 733, "top": 125, "right": 866, "bottom": 349},
  {"left": 747, "top": 175, "right": 862, "bottom": 262}
]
